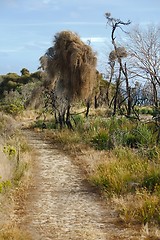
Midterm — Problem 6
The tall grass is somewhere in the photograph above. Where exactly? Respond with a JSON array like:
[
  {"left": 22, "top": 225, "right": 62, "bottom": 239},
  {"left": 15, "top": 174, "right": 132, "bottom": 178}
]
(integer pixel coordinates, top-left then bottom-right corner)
[
  {"left": 33, "top": 113, "right": 160, "bottom": 227},
  {"left": 91, "top": 147, "right": 160, "bottom": 190},
  {"left": 90, "top": 146, "right": 160, "bottom": 225},
  {"left": 0, "top": 112, "right": 33, "bottom": 239},
  {"left": 114, "top": 189, "right": 160, "bottom": 226}
]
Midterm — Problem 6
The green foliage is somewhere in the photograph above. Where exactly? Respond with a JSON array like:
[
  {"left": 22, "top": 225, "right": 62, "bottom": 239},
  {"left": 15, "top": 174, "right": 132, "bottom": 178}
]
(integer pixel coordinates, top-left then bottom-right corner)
[
  {"left": 138, "top": 107, "right": 153, "bottom": 115},
  {"left": 123, "top": 124, "right": 154, "bottom": 148},
  {"left": 134, "top": 124, "right": 153, "bottom": 145},
  {"left": 86, "top": 117, "right": 155, "bottom": 151},
  {"left": 0, "top": 70, "right": 43, "bottom": 100},
  {"left": 17, "top": 75, "right": 31, "bottom": 84},
  {"left": 3, "top": 101, "right": 24, "bottom": 116},
  {"left": 142, "top": 173, "right": 160, "bottom": 192},
  {"left": 123, "top": 132, "right": 138, "bottom": 148},
  {"left": 33, "top": 119, "right": 56, "bottom": 129},
  {"left": 20, "top": 68, "right": 30, "bottom": 76},
  {"left": 152, "top": 107, "right": 160, "bottom": 118},
  {"left": 138, "top": 194, "right": 160, "bottom": 225},
  {"left": 72, "top": 114, "right": 85, "bottom": 132},
  {"left": 0, "top": 179, "right": 11, "bottom": 193},
  {"left": 0, "top": 90, "right": 25, "bottom": 116},
  {"left": 32, "top": 111, "right": 160, "bottom": 226},
  {"left": 7, "top": 72, "right": 19, "bottom": 77},
  {"left": 91, "top": 146, "right": 160, "bottom": 195},
  {"left": 13, "top": 163, "right": 28, "bottom": 185},
  {"left": 92, "top": 130, "right": 113, "bottom": 150},
  {"left": 30, "top": 71, "right": 42, "bottom": 80},
  {"left": 7, "top": 80, "right": 17, "bottom": 88},
  {"left": 138, "top": 146, "right": 160, "bottom": 162},
  {"left": 3, "top": 145, "right": 16, "bottom": 158},
  {"left": 33, "top": 118, "right": 40, "bottom": 128}
]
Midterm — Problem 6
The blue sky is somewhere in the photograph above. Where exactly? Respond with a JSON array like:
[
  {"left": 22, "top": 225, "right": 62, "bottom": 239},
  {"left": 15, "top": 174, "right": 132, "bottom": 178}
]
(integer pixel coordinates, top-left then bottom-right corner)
[{"left": 0, "top": 0, "right": 160, "bottom": 75}]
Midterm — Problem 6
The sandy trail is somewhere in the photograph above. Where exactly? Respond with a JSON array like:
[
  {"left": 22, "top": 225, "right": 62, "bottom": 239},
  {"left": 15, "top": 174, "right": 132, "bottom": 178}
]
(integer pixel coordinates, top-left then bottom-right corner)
[{"left": 17, "top": 130, "right": 141, "bottom": 240}]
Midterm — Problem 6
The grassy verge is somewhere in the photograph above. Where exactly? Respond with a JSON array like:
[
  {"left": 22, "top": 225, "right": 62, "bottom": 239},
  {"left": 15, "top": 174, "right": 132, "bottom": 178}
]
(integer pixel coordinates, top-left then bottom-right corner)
[
  {"left": 33, "top": 114, "right": 160, "bottom": 238},
  {"left": 0, "top": 112, "right": 33, "bottom": 239}
]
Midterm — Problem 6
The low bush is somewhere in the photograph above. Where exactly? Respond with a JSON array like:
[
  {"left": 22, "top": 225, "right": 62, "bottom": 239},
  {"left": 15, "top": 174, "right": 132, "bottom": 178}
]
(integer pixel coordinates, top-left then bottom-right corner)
[
  {"left": 91, "top": 130, "right": 113, "bottom": 150},
  {"left": 0, "top": 179, "right": 11, "bottom": 193},
  {"left": 3, "top": 102, "right": 24, "bottom": 116},
  {"left": 142, "top": 173, "right": 160, "bottom": 192}
]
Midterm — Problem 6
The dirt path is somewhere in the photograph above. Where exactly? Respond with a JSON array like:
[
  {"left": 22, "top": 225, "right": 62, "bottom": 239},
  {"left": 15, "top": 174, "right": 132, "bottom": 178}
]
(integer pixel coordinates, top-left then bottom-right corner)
[{"left": 18, "top": 130, "right": 142, "bottom": 240}]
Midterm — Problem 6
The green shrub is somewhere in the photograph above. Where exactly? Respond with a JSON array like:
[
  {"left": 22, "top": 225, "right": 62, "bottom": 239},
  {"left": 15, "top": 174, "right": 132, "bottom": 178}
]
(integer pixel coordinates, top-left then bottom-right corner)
[
  {"left": 134, "top": 124, "right": 154, "bottom": 146},
  {"left": 142, "top": 173, "right": 160, "bottom": 192},
  {"left": 33, "top": 119, "right": 46, "bottom": 128},
  {"left": 0, "top": 90, "right": 25, "bottom": 116},
  {"left": 7, "top": 80, "right": 18, "bottom": 89},
  {"left": 141, "top": 108, "right": 147, "bottom": 114},
  {"left": 89, "top": 118, "right": 155, "bottom": 149},
  {"left": 4, "top": 102, "right": 24, "bottom": 116},
  {"left": 72, "top": 114, "right": 85, "bottom": 131},
  {"left": 122, "top": 124, "right": 154, "bottom": 148},
  {"left": 3, "top": 145, "right": 16, "bottom": 158},
  {"left": 0, "top": 180, "right": 11, "bottom": 193},
  {"left": 141, "top": 146, "right": 160, "bottom": 160},
  {"left": 137, "top": 107, "right": 153, "bottom": 115},
  {"left": 147, "top": 109, "right": 153, "bottom": 115},
  {"left": 123, "top": 132, "right": 138, "bottom": 148},
  {"left": 92, "top": 130, "right": 114, "bottom": 150}
]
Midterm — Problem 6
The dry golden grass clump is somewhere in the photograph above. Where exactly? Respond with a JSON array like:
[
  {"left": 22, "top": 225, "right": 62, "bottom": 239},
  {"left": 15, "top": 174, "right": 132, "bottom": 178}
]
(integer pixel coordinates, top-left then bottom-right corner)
[
  {"left": 0, "top": 112, "right": 34, "bottom": 239},
  {"left": 0, "top": 224, "right": 32, "bottom": 240},
  {"left": 43, "top": 30, "right": 97, "bottom": 101}
]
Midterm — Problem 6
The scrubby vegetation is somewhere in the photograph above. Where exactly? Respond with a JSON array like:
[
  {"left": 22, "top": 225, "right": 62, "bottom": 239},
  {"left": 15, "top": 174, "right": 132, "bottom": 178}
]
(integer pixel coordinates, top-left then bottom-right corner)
[
  {"left": 1, "top": 19, "right": 160, "bottom": 238},
  {"left": 32, "top": 113, "right": 160, "bottom": 233},
  {"left": 0, "top": 112, "right": 33, "bottom": 239},
  {"left": 0, "top": 69, "right": 44, "bottom": 116}
]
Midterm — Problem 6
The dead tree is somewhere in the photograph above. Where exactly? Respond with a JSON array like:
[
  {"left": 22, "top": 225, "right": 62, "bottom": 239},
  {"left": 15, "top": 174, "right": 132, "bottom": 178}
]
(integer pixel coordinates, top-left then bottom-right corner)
[{"left": 105, "top": 12, "right": 131, "bottom": 116}]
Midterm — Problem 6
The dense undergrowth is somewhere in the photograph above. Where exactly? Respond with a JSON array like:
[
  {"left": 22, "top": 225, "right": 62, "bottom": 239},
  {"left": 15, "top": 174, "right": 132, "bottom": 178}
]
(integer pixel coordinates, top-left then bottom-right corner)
[{"left": 34, "top": 113, "right": 160, "bottom": 230}]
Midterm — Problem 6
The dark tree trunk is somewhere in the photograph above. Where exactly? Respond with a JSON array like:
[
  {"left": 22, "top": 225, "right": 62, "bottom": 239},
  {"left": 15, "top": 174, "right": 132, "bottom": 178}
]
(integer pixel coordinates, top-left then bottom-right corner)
[
  {"left": 94, "top": 96, "right": 98, "bottom": 109},
  {"left": 66, "top": 105, "right": 73, "bottom": 130},
  {"left": 86, "top": 100, "right": 90, "bottom": 117},
  {"left": 58, "top": 113, "right": 63, "bottom": 129},
  {"left": 152, "top": 81, "right": 158, "bottom": 108}
]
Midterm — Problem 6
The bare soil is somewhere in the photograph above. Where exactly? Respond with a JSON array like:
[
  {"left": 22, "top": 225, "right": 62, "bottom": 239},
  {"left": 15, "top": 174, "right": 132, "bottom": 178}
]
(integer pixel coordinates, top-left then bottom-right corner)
[{"left": 14, "top": 130, "right": 144, "bottom": 239}]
